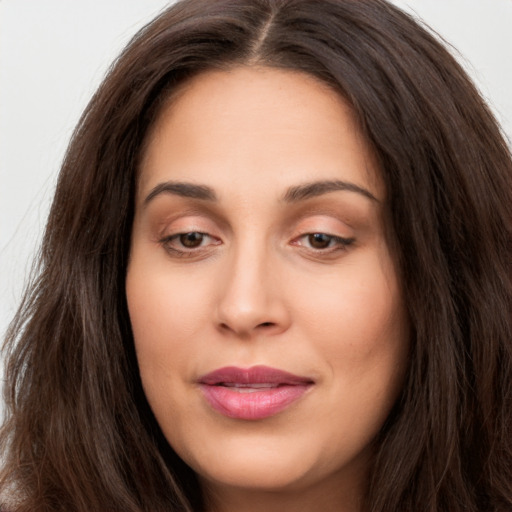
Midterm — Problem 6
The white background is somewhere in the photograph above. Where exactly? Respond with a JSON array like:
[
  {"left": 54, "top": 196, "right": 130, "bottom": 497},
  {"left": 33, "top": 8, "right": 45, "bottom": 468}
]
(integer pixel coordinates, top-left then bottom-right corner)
[{"left": 1, "top": 1, "right": 511, "bottom": 401}]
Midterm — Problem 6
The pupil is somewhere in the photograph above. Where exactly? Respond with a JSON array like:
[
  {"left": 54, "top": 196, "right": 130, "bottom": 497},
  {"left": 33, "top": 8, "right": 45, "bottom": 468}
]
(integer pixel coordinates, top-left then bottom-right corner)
[
  {"left": 180, "top": 232, "right": 203, "bottom": 248},
  {"left": 309, "top": 233, "right": 331, "bottom": 249}
]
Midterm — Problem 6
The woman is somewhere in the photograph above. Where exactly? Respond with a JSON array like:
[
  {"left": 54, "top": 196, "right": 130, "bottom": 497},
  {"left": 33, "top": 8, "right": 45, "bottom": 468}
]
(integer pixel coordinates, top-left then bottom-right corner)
[{"left": 1, "top": 0, "right": 511, "bottom": 511}]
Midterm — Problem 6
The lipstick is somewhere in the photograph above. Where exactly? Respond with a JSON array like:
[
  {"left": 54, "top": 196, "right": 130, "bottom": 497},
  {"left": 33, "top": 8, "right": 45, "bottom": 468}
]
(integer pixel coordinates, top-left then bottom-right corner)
[{"left": 198, "top": 365, "right": 314, "bottom": 420}]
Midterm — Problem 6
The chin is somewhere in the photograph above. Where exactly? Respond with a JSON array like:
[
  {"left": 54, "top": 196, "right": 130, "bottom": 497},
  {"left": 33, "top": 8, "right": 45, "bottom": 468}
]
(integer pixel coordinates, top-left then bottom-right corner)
[
  {"left": 199, "top": 450, "right": 312, "bottom": 490},
  {"left": 173, "top": 424, "right": 367, "bottom": 497}
]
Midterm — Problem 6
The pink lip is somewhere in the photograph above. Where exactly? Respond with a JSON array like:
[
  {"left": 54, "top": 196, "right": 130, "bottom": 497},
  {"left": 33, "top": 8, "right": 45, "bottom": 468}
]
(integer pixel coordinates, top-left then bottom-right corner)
[{"left": 198, "top": 365, "right": 314, "bottom": 420}]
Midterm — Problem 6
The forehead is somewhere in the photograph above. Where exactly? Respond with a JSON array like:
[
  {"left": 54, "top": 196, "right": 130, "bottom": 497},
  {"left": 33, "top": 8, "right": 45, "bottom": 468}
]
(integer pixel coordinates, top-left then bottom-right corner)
[{"left": 138, "top": 66, "right": 383, "bottom": 202}]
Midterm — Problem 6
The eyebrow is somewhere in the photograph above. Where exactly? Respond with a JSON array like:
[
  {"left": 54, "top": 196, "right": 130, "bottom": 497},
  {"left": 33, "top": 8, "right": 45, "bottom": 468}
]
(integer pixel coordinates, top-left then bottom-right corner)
[
  {"left": 282, "top": 180, "right": 378, "bottom": 203},
  {"left": 144, "top": 181, "right": 217, "bottom": 205},
  {"left": 143, "top": 178, "right": 378, "bottom": 206}
]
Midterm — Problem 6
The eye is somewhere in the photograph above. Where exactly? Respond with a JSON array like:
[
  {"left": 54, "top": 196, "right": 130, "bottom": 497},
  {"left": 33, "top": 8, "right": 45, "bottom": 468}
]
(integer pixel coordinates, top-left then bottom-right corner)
[
  {"left": 306, "top": 233, "right": 336, "bottom": 249},
  {"left": 294, "top": 233, "right": 355, "bottom": 252},
  {"left": 159, "top": 231, "right": 220, "bottom": 256},
  {"left": 178, "top": 232, "right": 208, "bottom": 248}
]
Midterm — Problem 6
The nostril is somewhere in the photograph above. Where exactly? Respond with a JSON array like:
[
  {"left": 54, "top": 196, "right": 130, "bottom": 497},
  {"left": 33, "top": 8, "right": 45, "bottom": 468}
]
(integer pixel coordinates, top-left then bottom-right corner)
[{"left": 259, "top": 322, "right": 274, "bottom": 328}]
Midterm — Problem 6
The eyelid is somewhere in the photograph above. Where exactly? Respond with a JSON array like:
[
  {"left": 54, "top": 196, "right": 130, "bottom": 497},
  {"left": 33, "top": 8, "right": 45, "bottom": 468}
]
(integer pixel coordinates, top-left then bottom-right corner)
[
  {"left": 286, "top": 212, "right": 357, "bottom": 258},
  {"left": 161, "top": 231, "right": 214, "bottom": 245},
  {"left": 158, "top": 231, "right": 222, "bottom": 259},
  {"left": 154, "top": 213, "right": 358, "bottom": 258},
  {"left": 289, "top": 213, "right": 355, "bottom": 237},
  {"left": 147, "top": 203, "right": 230, "bottom": 237},
  {"left": 154, "top": 212, "right": 220, "bottom": 237},
  {"left": 291, "top": 232, "right": 355, "bottom": 251},
  {"left": 153, "top": 213, "right": 224, "bottom": 257},
  {"left": 284, "top": 205, "right": 365, "bottom": 231}
]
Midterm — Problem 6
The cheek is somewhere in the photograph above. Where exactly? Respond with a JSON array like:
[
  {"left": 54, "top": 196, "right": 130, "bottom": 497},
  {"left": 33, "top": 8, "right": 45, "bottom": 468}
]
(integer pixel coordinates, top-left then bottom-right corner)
[
  {"left": 125, "top": 260, "right": 211, "bottom": 444},
  {"left": 126, "top": 255, "right": 210, "bottom": 340},
  {"left": 125, "top": 255, "right": 211, "bottom": 389},
  {"left": 294, "top": 251, "right": 406, "bottom": 351},
  {"left": 291, "top": 248, "right": 409, "bottom": 414}
]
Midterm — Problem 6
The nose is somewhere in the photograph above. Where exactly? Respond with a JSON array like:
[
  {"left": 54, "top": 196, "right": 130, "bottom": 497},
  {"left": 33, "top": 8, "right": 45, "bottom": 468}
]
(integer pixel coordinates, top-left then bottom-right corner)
[{"left": 214, "top": 243, "right": 291, "bottom": 338}]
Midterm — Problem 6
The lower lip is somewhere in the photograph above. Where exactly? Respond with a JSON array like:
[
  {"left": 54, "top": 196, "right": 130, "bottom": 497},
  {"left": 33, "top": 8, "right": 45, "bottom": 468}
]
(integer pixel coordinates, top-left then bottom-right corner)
[{"left": 199, "top": 384, "right": 311, "bottom": 420}]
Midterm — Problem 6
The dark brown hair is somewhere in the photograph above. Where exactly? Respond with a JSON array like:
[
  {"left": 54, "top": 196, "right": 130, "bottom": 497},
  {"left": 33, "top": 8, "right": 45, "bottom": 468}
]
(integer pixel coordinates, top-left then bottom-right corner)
[{"left": 1, "top": 1, "right": 511, "bottom": 511}]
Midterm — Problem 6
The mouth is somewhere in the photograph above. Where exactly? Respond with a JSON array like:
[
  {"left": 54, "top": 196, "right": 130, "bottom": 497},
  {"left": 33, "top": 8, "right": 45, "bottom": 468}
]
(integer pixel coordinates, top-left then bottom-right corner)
[{"left": 198, "top": 365, "right": 314, "bottom": 420}]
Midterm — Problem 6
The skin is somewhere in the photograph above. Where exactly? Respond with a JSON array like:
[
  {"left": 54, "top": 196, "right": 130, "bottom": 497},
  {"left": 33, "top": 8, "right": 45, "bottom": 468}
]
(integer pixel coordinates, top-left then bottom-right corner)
[{"left": 126, "top": 66, "right": 410, "bottom": 512}]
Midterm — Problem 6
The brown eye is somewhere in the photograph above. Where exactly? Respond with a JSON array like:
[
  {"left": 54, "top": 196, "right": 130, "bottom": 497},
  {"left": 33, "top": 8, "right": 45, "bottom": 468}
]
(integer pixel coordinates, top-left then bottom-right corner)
[
  {"left": 179, "top": 232, "right": 205, "bottom": 248},
  {"left": 159, "top": 231, "right": 219, "bottom": 258},
  {"left": 308, "top": 233, "right": 333, "bottom": 249},
  {"left": 293, "top": 232, "right": 355, "bottom": 254}
]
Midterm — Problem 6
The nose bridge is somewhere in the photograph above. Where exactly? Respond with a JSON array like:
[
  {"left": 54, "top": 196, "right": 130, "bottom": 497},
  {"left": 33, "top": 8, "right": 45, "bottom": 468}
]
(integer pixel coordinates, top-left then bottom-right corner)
[{"left": 215, "top": 233, "right": 288, "bottom": 336}]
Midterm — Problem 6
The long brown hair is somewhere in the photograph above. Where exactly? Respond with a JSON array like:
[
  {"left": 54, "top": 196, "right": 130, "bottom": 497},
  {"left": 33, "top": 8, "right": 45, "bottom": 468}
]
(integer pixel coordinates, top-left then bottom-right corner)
[{"left": 2, "top": 1, "right": 511, "bottom": 511}]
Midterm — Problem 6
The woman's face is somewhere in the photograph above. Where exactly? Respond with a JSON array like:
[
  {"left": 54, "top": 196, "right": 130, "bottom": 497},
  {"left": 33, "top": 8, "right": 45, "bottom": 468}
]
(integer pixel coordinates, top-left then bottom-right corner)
[{"left": 126, "top": 67, "right": 409, "bottom": 508}]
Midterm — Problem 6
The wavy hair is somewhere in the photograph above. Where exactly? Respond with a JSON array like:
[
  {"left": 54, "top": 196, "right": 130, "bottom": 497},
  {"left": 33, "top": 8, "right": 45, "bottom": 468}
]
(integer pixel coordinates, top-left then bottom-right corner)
[{"left": 1, "top": 1, "right": 511, "bottom": 511}]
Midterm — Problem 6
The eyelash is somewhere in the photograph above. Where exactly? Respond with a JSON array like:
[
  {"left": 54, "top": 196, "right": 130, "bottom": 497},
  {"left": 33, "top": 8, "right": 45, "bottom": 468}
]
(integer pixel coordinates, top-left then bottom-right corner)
[
  {"left": 293, "top": 233, "right": 355, "bottom": 253},
  {"left": 159, "top": 232, "right": 218, "bottom": 257},
  {"left": 158, "top": 231, "right": 355, "bottom": 258}
]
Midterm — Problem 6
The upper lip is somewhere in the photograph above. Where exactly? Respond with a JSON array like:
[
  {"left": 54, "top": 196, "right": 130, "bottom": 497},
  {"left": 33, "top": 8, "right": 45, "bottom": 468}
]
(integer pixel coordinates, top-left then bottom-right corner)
[{"left": 198, "top": 365, "right": 314, "bottom": 386}]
